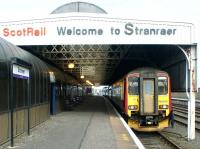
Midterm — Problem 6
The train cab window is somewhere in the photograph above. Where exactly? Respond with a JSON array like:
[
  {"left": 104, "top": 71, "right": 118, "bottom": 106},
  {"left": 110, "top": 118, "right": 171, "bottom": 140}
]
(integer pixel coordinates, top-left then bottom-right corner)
[
  {"left": 128, "top": 77, "right": 139, "bottom": 95},
  {"left": 158, "top": 77, "right": 168, "bottom": 95}
]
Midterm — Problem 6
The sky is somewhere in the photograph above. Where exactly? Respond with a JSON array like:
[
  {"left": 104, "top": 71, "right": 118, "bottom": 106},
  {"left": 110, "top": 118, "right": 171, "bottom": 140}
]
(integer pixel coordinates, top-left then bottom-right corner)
[
  {"left": 0, "top": 0, "right": 200, "bottom": 21},
  {"left": 0, "top": 0, "right": 200, "bottom": 87}
]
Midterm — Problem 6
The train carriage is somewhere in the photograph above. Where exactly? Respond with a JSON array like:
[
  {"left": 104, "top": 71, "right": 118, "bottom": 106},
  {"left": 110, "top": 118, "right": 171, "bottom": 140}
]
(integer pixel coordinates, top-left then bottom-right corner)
[{"left": 111, "top": 67, "right": 174, "bottom": 131}]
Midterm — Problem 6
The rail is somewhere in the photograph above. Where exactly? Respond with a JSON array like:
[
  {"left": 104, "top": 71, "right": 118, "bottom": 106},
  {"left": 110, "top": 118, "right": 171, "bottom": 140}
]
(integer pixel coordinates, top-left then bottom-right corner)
[
  {"left": 157, "top": 132, "right": 183, "bottom": 149},
  {"left": 172, "top": 97, "right": 200, "bottom": 102},
  {"left": 172, "top": 97, "right": 200, "bottom": 131},
  {"left": 172, "top": 98, "right": 200, "bottom": 107}
]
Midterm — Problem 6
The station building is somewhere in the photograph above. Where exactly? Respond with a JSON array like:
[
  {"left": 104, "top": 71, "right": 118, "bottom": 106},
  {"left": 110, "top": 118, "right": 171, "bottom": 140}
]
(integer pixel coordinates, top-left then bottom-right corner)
[{"left": 0, "top": 1, "right": 199, "bottom": 146}]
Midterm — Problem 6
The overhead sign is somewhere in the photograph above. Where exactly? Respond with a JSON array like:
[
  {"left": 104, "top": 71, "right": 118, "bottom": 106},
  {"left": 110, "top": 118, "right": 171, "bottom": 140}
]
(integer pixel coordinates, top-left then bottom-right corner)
[
  {"left": 13, "top": 64, "right": 29, "bottom": 79},
  {"left": 0, "top": 15, "right": 194, "bottom": 45},
  {"left": 82, "top": 66, "right": 95, "bottom": 76}
]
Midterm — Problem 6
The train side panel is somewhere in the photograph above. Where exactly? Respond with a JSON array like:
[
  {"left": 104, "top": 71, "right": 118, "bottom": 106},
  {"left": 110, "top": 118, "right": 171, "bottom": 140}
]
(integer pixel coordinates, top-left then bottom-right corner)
[{"left": 111, "top": 80, "right": 124, "bottom": 111}]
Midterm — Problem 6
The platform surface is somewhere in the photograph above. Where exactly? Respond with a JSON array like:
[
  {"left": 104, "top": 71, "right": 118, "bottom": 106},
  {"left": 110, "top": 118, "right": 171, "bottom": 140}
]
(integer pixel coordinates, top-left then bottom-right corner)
[{"left": 3, "top": 96, "right": 138, "bottom": 149}]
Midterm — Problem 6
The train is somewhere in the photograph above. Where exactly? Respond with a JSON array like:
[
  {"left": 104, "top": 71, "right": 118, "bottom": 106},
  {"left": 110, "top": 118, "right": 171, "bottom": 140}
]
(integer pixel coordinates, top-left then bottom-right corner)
[
  {"left": 107, "top": 67, "right": 174, "bottom": 132},
  {"left": 0, "top": 37, "right": 84, "bottom": 145}
]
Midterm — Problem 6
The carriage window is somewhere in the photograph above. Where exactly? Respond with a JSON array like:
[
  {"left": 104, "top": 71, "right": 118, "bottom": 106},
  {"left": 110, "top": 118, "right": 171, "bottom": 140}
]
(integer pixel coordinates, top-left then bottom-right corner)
[
  {"left": 128, "top": 77, "right": 139, "bottom": 95},
  {"left": 158, "top": 77, "right": 168, "bottom": 95}
]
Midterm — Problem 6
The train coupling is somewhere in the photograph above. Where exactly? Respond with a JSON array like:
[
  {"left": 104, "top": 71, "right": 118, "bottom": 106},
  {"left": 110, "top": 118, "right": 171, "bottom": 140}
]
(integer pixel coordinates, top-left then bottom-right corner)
[
  {"left": 140, "top": 116, "right": 158, "bottom": 126},
  {"left": 146, "top": 116, "right": 156, "bottom": 125}
]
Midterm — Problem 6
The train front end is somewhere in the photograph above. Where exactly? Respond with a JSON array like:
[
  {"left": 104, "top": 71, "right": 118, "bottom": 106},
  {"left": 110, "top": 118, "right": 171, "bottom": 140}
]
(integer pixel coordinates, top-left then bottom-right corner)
[{"left": 126, "top": 69, "right": 173, "bottom": 131}]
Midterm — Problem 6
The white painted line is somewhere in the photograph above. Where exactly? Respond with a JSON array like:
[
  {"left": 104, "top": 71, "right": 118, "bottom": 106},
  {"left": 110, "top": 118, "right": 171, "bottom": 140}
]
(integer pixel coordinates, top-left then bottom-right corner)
[
  {"left": 7, "top": 146, "right": 19, "bottom": 149},
  {"left": 106, "top": 99, "right": 145, "bottom": 149}
]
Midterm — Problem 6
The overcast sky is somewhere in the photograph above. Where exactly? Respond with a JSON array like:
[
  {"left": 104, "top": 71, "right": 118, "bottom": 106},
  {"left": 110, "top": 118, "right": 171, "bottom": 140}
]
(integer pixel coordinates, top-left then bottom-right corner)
[{"left": 0, "top": 0, "right": 199, "bottom": 21}]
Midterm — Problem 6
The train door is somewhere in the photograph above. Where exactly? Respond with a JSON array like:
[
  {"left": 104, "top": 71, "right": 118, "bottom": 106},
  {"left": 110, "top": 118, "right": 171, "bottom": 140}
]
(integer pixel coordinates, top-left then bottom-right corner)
[
  {"left": 141, "top": 78, "right": 157, "bottom": 115},
  {"left": 143, "top": 79, "right": 155, "bottom": 113}
]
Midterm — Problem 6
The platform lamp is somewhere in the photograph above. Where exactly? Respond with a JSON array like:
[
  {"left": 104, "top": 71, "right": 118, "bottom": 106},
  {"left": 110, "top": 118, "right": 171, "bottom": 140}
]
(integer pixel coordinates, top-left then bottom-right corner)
[
  {"left": 68, "top": 63, "right": 74, "bottom": 69},
  {"left": 86, "top": 80, "right": 94, "bottom": 86},
  {"left": 80, "top": 66, "right": 84, "bottom": 79},
  {"left": 68, "top": 62, "right": 74, "bottom": 72},
  {"left": 80, "top": 75, "right": 85, "bottom": 79}
]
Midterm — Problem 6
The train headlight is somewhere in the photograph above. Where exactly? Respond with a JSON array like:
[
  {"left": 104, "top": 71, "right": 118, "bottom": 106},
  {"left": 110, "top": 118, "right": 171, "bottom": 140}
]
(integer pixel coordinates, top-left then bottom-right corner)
[
  {"left": 128, "top": 105, "right": 138, "bottom": 110},
  {"left": 159, "top": 105, "right": 168, "bottom": 109}
]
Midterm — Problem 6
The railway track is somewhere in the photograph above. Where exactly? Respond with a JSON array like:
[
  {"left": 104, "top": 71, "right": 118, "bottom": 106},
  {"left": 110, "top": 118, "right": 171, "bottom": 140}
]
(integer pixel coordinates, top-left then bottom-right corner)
[
  {"left": 172, "top": 105, "right": 200, "bottom": 117},
  {"left": 171, "top": 98, "right": 200, "bottom": 130},
  {"left": 134, "top": 98, "right": 200, "bottom": 148},
  {"left": 110, "top": 97, "right": 199, "bottom": 148},
  {"left": 172, "top": 105, "right": 200, "bottom": 130},
  {"left": 134, "top": 131, "right": 183, "bottom": 149}
]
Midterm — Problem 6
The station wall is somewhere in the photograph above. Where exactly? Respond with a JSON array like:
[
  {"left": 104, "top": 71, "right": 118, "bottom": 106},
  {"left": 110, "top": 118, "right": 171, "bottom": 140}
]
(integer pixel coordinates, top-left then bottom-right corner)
[{"left": 0, "top": 37, "right": 80, "bottom": 145}]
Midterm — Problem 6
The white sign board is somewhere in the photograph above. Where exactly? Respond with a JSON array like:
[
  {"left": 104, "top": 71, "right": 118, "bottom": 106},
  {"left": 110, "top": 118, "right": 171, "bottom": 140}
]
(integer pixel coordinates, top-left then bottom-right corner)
[
  {"left": 49, "top": 72, "right": 56, "bottom": 83},
  {"left": 0, "top": 15, "right": 194, "bottom": 45},
  {"left": 82, "top": 66, "right": 95, "bottom": 76},
  {"left": 13, "top": 64, "right": 29, "bottom": 79}
]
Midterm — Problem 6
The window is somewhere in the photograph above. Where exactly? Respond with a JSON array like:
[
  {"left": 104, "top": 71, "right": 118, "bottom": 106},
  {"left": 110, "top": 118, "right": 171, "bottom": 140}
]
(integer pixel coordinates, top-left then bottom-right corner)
[
  {"left": 0, "top": 62, "right": 9, "bottom": 112},
  {"left": 143, "top": 79, "right": 154, "bottom": 95},
  {"left": 128, "top": 77, "right": 139, "bottom": 95},
  {"left": 13, "top": 77, "right": 28, "bottom": 108},
  {"left": 112, "top": 86, "right": 121, "bottom": 97},
  {"left": 158, "top": 77, "right": 168, "bottom": 95}
]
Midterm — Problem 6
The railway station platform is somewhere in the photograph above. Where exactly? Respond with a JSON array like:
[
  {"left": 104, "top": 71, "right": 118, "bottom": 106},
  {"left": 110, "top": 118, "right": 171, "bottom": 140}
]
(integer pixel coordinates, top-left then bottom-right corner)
[{"left": 2, "top": 96, "right": 142, "bottom": 149}]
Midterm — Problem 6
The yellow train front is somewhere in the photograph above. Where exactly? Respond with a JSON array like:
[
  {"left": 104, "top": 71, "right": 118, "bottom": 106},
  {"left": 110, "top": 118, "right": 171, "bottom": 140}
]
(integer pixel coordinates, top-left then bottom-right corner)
[{"left": 111, "top": 68, "right": 173, "bottom": 132}]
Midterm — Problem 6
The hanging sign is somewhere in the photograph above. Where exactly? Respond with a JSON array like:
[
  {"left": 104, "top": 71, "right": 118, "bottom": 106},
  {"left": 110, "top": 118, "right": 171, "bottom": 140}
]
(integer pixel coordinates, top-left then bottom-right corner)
[
  {"left": 82, "top": 66, "right": 95, "bottom": 76},
  {"left": 49, "top": 72, "right": 56, "bottom": 83}
]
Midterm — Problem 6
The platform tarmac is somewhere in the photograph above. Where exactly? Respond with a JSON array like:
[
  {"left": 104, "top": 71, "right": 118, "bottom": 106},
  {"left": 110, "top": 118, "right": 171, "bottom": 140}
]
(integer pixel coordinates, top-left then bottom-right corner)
[{"left": 3, "top": 96, "right": 140, "bottom": 149}]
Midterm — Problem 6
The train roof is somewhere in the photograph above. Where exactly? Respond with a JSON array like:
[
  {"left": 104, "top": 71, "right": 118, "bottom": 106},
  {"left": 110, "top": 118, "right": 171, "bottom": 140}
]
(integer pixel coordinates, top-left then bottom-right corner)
[{"left": 127, "top": 67, "right": 169, "bottom": 76}]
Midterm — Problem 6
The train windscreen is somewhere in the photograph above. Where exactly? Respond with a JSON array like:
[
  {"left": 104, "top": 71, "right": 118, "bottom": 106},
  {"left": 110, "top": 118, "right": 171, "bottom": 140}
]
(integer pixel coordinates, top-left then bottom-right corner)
[
  {"left": 158, "top": 77, "right": 168, "bottom": 95},
  {"left": 128, "top": 77, "right": 139, "bottom": 95}
]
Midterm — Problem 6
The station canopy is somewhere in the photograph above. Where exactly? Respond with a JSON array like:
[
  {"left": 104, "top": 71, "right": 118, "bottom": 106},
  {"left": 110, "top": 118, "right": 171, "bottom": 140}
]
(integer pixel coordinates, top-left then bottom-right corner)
[{"left": 0, "top": 2, "right": 194, "bottom": 85}]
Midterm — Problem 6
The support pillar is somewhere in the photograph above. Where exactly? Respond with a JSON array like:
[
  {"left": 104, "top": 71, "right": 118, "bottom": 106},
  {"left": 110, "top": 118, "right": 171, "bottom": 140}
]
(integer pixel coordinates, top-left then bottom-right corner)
[
  {"left": 188, "top": 45, "right": 197, "bottom": 140},
  {"left": 178, "top": 45, "right": 197, "bottom": 140}
]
